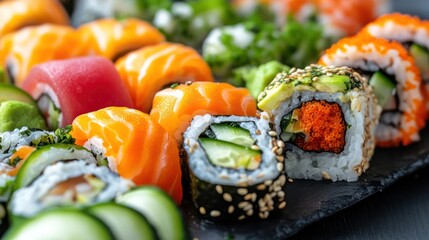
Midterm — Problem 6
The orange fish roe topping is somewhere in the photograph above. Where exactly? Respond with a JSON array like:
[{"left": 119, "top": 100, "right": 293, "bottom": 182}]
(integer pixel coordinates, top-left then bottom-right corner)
[
  {"left": 294, "top": 100, "right": 346, "bottom": 153},
  {"left": 359, "top": 13, "right": 424, "bottom": 36}
]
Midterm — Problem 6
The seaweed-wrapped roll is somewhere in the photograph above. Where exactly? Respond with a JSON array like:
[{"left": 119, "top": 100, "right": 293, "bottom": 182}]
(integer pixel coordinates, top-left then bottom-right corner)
[
  {"left": 258, "top": 65, "right": 380, "bottom": 182},
  {"left": 183, "top": 114, "right": 286, "bottom": 220}
]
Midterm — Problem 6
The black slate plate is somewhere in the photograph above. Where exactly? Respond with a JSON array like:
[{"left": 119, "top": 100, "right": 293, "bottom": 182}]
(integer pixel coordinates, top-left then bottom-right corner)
[{"left": 182, "top": 126, "right": 429, "bottom": 240}]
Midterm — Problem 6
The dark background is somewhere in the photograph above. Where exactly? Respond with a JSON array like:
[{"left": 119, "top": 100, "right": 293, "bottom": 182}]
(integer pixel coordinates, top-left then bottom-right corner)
[{"left": 290, "top": 2, "right": 429, "bottom": 239}]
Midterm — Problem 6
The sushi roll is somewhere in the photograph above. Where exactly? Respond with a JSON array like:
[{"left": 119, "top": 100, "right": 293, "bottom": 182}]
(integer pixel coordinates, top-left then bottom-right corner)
[
  {"left": 0, "top": 24, "right": 88, "bottom": 86},
  {"left": 78, "top": 18, "right": 165, "bottom": 61},
  {"left": 22, "top": 56, "right": 133, "bottom": 129},
  {"left": 319, "top": 36, "right": 426, "bottom": 147},
  {"left": 71, "top": 107, "right": 183, "bottom": 204},
  {"left": 150, "top": 82, "right": 257, "bottom": 143},
  {"left": 358, "top": 13, "right": 429, "bottom": 110},
  {"left": 183, "top": 114, "right": 286, "bottom": 220},
  {"left": 0, "top": 0, "right": 69, "bottom": 36},
  {"left": 115, "top": 43, "right": 215, "bottom": 113},
  {"left": 9, "top": 161, "right": 133, "bottom": 219},
  {"left": 258, "top": 65, "right": 380, "bottom": 181}
]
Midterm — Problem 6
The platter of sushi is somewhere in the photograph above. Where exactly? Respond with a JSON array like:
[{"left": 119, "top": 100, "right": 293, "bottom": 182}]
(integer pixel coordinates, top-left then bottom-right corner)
[{"left": 0, "top": 0, "right": 429, "bottom": 239}]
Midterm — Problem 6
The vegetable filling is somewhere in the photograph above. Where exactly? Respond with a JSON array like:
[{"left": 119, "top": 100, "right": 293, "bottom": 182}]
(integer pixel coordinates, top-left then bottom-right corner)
[
  {"left": 199, "top": 122, "right": 261, "bottom": 170},
  {"left": 281, "top": 100, "right": 346, "bottom": 153},
  {"left": 37, "top": 94, "right": 61, "bottom": 130}
]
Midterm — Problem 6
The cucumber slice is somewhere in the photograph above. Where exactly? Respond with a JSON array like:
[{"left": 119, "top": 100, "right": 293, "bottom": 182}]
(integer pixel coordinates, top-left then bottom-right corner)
[
  {"left": 281, "top": 110, "right": 302, "bottom": 134},
  {"left": 87, "top": 202, "right": 158, "bottom": 240},
  {"left": 369, "top": 71, "right": 396, "bottom": 107},
  {"left": 14, "top": 144, "right": 96, "bottom": 190},
  {"left": 410, "top": 43, "right": 429, "bottom": 77},
  {"left": 3, "top": 208, "right": 113, "bottom": 240},
  {"left": 116, "top": 186, "right": 186, "bottom": 240},
  {"left": 0, "top": 83, "right": 35, "bottom": 105},
  {"left": 210, "top": 123, "right": 255, "bottom": 147},
  {"left": 199, "top": 138, "right": 261, "bottom": 170}
]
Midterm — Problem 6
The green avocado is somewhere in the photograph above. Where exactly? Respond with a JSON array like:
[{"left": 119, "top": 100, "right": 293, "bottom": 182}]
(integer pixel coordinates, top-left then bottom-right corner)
[
  {"left": 257, "top": 82, "right": 294, "bottom": 112},
  {"left": 238, "top": 61, "right": 290, "bottom": 99},
  {"left": 0, "top": 101, "right": 47, "bottom": 132},
  {"left": 312, "top": 75, "right": 350, "bottom": 92}
]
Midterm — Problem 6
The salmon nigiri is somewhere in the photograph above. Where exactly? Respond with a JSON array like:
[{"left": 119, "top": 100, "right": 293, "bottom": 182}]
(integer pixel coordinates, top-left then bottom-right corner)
[
  {"left": 78, "top": 18, "right": 165, "bottom": 61},
  {"left": 71, "top": 107, "right": 183, "bottom": 204},
  {"left": 115, "top": 43, "right": 215, "bottom": 113},
  {"left": 0, "top": 24, "right": 88, "bottom": 86},
  {"left": 150, "top": 82, "right": 257, "bottom": 143},
  {"left": 0, "top": 0, "right": 69, "bottom": 37}
]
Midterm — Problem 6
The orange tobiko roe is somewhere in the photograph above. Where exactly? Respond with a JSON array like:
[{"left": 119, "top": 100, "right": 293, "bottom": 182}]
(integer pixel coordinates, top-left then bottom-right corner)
[{"left": 294, "top": 101, "right": 346, "bottom": 153}]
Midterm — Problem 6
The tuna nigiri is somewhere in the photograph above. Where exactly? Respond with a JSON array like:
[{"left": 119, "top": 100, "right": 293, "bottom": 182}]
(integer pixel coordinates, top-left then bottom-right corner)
[
  {"left": 71, "top": 107, "right": 183, "bottom": 204},
  {"left": 22, "top": 56, "right": 133, "bottom": 129},
  {"left": 78, "top": 18, "right": 165, "bottom": 61},
  {"left": 0, "top": 24, "right": 87, "bottom": 86},
  {"left": 115, "top": 43, "right": 215, "bottom": 113},
  {"left": 150, "top": 82, "right": 257, "bottom": 143},
  {"left": 0, "top": 0, "right": 69, "bottom": 37}
]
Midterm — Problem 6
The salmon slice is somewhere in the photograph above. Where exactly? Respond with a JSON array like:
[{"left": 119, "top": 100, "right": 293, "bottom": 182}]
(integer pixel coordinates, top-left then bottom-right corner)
[
  {"left": 0, "top": 24, "right": 88, "bottom": 86},
  {"left": 0, "top": 0, "right": 69, "bottom": 37},
  {"left": 78, "top": 18, "right": 165, "bottom": 61},
  {"left": 115, "top": 42, "right": 215, "bottom": 113},
  {"left": 150, "top": 82, "right": 257, "bottom": 143},
  {"left": 71, "top": 107, "right": 183, "bottom": 204}
]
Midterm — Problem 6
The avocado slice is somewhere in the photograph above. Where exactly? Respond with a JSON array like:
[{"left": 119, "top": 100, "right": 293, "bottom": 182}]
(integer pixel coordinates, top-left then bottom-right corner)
[
  {"left": 209, "top": 123, "right": 255, "bottom": 147},
  {"left": 257, "top": 82, "right": 294, "bottom": 112},
  {"left": 410, "top": 43, "right": 429, "bottom": 78},
  {"left": 0, "top": 101, "right": 47, "bottom": 132},
  {"left": 0, "top": 83, "right": 35, "bottom": 105},
  {"left": 311, "top": 75, "right": 350, "bottom": 92},
  {"left": 282, "top": 109, "right": 302, "bottom": 133},
  {"left": 199, "top": 138, "right": 261, "bottom": 170},
  {"left": 369, "top": 71, "right": 396, "bottom": 108}
]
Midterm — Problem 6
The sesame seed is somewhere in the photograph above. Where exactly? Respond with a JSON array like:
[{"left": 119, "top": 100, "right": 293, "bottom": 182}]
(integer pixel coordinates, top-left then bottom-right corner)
[
  {"left": 237, "top": 181, "right": 249, "bottom": 187},
  {"left": 243, "top": 204, "right": 253, "bottom": 212},
  {"left": 278, "top": 191, "right": 285, "bottom": 198},
  {"left": 238, "top": 201, "right": 249, "bottom": 208},
  {"left": 257, "top": 172, "right": 265, "bottom": 178},
  {"left": 246, "top": 209, "right": 254, "bottom": 216},
  {"left": 270, "top": 192, "right": 277, "bottom": 198},
  {"left": 277, "top": 140, "right": 285, "bottom": 148},
  {"left": 279, "top": 201, "right": 287, "bottom": 209},
  {"left": 288, "top": 178, "right": 294, "bottom": 183},
  {"left": 251, "top": 193, "right": 257, "bottom": 202},
  {"left": 268, "top": 131, "right": 277, "bottom": 137},
  {"left": 221, "top": 193, "right": 232, "bottom": 202},
  {"left": 189, "top": 148, "right": 194, "bottom": 154},
  {"left": 237, "top": 188, "right": 248, "bottom": 195},
  {"left": 258, "top": 199, "right": 266, "bottom": 208},
  {"left": 278, "top": 175, "right": 286, "bottom": 185},
  {"left": 276, "top": 155, "right": 285, "bottom": 162},
  {"left": 322, "top": 171, "right": 331, "bottom": 180},
  {"left": 255, "top": 130, "right": 261, "bottom": 135},
  {"left": 238, "top": 215, "right": 246, "bottom": 220},
  {"left": 219, "top": 174, "right": 230, "bottom": 180},
  {"left": 257, "top": 184, "right": 266, "bottom": 191},
  {"left": 215, "top": 185, "right": 223, "bottom": 194},
  {"left": 260, "top": 206, "right": 268, "bottom": 212},
  {"left": 210, "top": 210, "right": 221, "bottom": 217},
  {"left": 264, "top": 180, "right": 273, "bottom": 186},
  {"left": 244, "top": 194, "right": 253, "bottom": 201},
  {"left": 199, "top": 207, "right": 206, "bottom": 215},
  {"left": 251, "top": 145, "right": 260, "bottom": 151},
  {"left": 228, "top": 205, "right": 235, "bottom": 214},
  {"left": 312, "top": 77, "right": 319, "bottom": 81},
  {"left": 277, "top": 163, "right": 284, "bottom": 172},
  {"left": 272, "top": 146, "right": 279, "bottom": 153},
  {"left": 275, "top": 147, "right": 283, "bottom": 155},
  {"left": 274, "top": 186, "right": 282, "bottom": 192}
]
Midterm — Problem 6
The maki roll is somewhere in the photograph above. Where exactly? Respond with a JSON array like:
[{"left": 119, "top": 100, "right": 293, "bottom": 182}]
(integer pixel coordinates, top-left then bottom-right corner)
[
  {"left": 78, "top": 18, "right": 165, "bottom": 61},
  {"left": 71, "top": 107, "right": 183, "bottom": 204},
  {"left": 22, "top": 56, "right": 133, "bottom": 129},
  {"left": 115, "top": 43, "right": 214, "bottom": 113},
  {"left": 319, "top": 36, "right": 426, "bottom": 147},
  {"left": 150, "top": 82, "right": 257, "bottom": 143},
  {"left": 9, "top": 160, "right": 133, "bottom": 219},
  {"left": 0, "top": 0, "right": 69, "bottom": 36},
  {"left": 258, "top": 65, "right": 380, "bottom": 181},
  {"left": 183, "top": 114, "right": 286, "bottom": 220},
  {"left": 0, "top": 25, "right": 87, "bottom": 86},
  {"left": 358, "top": 13, "right": 429, "bottom": 110}
]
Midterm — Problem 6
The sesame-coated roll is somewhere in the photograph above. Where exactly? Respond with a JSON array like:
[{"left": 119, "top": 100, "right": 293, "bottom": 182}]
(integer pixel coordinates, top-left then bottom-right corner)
[
  {"left": 319, "top": 36, "right": 426, "bottom": 147},
  {"left": 183, "top": 114, "right": 286, "bottom": 221},
  {"left": 358, "top": 13, "right": 429, "bottom": 111},
  {"left": 258, "top": 65, "right": 380, "bottom": 181}
]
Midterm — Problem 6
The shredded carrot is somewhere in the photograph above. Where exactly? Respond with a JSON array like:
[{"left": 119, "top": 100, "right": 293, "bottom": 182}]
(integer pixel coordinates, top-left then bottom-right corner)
[{"left": 294, "top": 101, "right": 346, "bottom": 153}]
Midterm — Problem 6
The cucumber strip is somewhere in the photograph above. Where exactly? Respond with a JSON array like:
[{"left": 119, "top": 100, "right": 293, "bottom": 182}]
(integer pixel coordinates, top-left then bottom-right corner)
[
  {"left": 209, "top": 123, "right": 255, "bottom": 147},
  {"left": 116, "top": 186, "right": 187, "bottom": 240},
  {"left": 410, "top": 43, "right": 429, "bottom": 77},
  {"left": 3, "top": 208, "right": 113, "bottom": 240},
  {"left": 87, "top": 202, "right": 158, "bottom": 240},
  {"left": 200, "top": 138, "right": 261, "bottom": 170},
  {"left": 14, "top": 144, "right": 96, "bottom": 190},
  {"left": 37, "top": 94, "right": 61, "bottom": 130},
  {"left": 0, "top": 83, "right": 35, "bottom": 105},
  {"left": 369, "top": 71, "right": 396, "bottom": 108}
]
